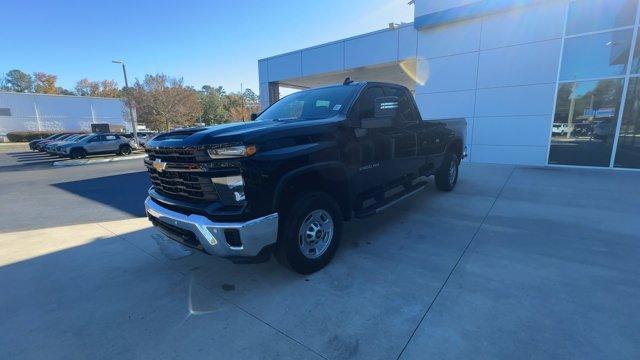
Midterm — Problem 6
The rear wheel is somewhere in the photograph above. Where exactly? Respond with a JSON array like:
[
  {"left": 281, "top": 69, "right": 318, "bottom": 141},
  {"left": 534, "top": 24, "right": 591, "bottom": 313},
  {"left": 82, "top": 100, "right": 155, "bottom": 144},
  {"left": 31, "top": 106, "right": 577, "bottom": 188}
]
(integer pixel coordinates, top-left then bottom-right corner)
[
  {"left": 276, "top": 192, "right": 342, "bottom": 274},
  {"left": 70, "top": 149, "right": 86, "bottom": 159},
  {"left": 435, "top": 153, "right": 459, "bottom": 192},
  {"left": 118, "top": 145, "right": 132, "bottom": 156}
]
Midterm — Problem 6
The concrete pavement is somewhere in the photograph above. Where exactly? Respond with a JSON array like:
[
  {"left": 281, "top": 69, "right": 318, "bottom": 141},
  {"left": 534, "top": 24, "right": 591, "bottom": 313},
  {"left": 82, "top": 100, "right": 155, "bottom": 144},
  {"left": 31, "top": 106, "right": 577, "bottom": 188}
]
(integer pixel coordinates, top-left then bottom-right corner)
[{"left": 1, "top": 163, "right": 639, "bottom": 359}]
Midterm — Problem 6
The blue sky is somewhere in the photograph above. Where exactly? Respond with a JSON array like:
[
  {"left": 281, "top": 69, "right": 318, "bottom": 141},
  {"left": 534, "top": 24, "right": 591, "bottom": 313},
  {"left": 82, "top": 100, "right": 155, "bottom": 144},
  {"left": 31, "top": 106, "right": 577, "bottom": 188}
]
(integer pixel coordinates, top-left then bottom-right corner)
[{"left": 2, "top": 0, "right": 413, "bottom": 93}]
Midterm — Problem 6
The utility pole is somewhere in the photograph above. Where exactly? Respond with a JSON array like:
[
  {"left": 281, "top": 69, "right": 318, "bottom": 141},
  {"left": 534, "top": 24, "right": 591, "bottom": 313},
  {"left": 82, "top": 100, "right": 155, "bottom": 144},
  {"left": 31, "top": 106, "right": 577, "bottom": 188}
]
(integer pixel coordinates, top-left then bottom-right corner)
[{"left": 112, "top": 60, "right": 138, "bottom": 146}]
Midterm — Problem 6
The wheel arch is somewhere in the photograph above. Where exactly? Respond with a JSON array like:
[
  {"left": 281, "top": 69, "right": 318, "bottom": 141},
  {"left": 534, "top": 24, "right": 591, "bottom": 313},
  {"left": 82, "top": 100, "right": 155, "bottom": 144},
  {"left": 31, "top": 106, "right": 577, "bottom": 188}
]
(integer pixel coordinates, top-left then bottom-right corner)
[
  {"left": 273, "top": 162, "right": 353, "bottom": 221},
  {"left": 446, "top": 138, "right": 464, "bottom": 160}
]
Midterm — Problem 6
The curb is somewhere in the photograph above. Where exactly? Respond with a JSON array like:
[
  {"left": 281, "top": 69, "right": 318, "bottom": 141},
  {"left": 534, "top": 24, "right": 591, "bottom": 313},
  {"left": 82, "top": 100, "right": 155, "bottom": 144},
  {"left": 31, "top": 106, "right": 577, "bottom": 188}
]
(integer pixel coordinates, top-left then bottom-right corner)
[{"left": 53, "top": 154, "right": 146, "bottom": 167}]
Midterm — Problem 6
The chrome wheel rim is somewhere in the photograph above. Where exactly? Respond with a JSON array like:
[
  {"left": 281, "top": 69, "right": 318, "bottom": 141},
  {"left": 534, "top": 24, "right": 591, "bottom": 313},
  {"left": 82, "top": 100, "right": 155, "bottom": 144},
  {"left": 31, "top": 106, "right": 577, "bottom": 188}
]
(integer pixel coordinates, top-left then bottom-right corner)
[
  {"left": 448, "top": 159, "right": 457, "bottom": 184},
  {"left": 298, "top": 209, "right": 334, "bottom": 259}
]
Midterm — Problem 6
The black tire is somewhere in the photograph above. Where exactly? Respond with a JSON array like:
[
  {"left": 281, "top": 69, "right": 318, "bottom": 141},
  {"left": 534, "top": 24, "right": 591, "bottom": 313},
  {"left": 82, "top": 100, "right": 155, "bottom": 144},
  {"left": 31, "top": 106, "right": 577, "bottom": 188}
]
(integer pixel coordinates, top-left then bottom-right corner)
[
  {"left": 276, "top": 192, "right": 343, "bottom": 274},
  {"left": 70, "top": 148, "right": 87, "bottom": 159},
  {"left": 435, "top": 153, "right": 459, "bottom": 192},
  {"left": 119, "top": 145, "right": 132, "bottom": 156}
]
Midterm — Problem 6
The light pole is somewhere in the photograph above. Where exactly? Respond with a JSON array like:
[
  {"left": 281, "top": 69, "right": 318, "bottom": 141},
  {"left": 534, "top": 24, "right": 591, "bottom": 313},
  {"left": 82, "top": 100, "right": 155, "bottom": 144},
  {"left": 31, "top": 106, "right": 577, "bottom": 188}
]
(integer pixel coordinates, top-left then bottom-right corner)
[{"left": 112, "top": 60, "right": 138, "bottom": 146}]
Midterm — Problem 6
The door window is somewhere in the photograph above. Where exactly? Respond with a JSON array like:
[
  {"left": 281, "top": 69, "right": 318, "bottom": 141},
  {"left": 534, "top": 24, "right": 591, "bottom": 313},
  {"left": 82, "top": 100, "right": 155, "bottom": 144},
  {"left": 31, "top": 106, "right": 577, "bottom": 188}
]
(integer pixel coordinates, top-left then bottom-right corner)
[
  {"left": 357, "top": 86, "right": 385, "bottom": 120},
  {"left": 105, "top": 135, "right": 117, "bottom": 141},
  {"left": 384, "top": 87, "right": 418, "bottom": 125}
]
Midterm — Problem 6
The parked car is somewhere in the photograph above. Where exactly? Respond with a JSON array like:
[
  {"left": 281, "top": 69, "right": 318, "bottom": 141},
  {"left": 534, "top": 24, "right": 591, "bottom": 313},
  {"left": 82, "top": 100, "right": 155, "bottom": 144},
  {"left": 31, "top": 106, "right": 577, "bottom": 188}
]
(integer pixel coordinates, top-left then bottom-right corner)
[
  {"left": 35, "top": 132, "right": 76, "bottom": 151},
  {"left": 29, "top": 133, "right": 63, "bottom": 150},
  {"left": 122, "top": 131, "right": 157, "bottom": 147},
  {"left": 45, "top": 134, "right": 86, "bottom": 154},
  {"left": 49, "top": 134, "right": 91, "bottom": 156},
  {"left": 144, "top": 81, "right": 466, "bottom": 274},
  {"left": 136, "top": 131, "right": 157, "bottom": 147},
  {"left": 552, "top": 123, "right": 569, "bottom": 136},
  {"left": 59, "top": 133, "right": 136, "bottom": 159}
]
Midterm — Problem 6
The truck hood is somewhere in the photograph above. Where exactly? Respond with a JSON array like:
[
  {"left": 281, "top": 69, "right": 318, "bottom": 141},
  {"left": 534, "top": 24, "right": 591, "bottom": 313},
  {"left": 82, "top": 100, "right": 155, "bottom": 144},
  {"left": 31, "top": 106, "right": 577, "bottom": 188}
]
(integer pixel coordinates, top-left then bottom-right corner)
[{"left": 146, "top": 117, "right": 344, "bottom": 148}]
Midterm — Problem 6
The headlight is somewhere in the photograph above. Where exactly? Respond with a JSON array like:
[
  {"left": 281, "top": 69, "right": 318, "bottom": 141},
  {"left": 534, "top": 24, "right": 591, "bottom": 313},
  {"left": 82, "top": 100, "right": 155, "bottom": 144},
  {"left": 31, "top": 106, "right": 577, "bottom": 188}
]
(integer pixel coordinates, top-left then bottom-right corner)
[{"left": 207, "top": 145, "right": 256, "bottom": 159}]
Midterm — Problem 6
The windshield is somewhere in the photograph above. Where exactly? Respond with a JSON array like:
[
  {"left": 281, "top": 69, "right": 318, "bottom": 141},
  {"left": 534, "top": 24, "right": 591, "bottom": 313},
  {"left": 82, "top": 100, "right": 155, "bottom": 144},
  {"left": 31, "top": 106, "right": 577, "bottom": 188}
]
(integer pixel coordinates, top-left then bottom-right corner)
[{"left": 256, "top": 85, "right": 357, "bottom": 122}]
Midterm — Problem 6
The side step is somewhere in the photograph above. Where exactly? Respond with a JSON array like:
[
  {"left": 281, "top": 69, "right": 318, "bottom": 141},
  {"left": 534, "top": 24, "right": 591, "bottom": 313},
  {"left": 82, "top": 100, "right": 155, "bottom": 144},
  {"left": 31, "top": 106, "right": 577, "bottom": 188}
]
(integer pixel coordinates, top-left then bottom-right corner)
[{"left": 354, "top": 181, "right": 427, "bottom": 219}]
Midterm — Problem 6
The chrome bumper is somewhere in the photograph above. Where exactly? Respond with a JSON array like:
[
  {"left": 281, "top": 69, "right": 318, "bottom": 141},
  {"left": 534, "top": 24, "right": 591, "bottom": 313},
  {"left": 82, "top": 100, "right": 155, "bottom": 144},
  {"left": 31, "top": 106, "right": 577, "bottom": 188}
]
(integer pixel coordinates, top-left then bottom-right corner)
[{"left": 144, "top": 197, "right": 278, "bottom": 257}]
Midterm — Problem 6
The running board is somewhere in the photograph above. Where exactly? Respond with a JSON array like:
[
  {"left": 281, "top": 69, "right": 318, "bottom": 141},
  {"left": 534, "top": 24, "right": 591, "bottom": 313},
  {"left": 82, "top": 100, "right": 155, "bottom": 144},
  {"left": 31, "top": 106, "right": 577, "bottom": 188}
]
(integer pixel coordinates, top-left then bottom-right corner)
[{"left": 354, "top": 182, "right": 426, "bottom": 219}]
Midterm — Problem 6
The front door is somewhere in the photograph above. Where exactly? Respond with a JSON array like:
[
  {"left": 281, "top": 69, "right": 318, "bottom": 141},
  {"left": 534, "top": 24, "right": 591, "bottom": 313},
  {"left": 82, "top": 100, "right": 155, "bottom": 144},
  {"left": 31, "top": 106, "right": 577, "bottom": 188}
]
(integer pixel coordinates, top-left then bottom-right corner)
[
  {"left": 382, "top": 86, "right": 421, "bottom": 178},
  {"left": 84, "top": 135, "right": 105, "bottom": 154}
]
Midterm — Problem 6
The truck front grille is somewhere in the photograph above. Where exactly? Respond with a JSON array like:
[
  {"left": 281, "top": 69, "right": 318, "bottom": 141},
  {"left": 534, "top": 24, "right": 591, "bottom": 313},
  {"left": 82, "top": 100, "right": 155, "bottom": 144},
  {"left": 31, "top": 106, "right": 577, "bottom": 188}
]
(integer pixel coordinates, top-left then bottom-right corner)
[
  {"left": 146, "top": 148, "right": 202, "bottom": 163},
  {"left": 147, "top": 167, "right": 218, "bottom": 202}
]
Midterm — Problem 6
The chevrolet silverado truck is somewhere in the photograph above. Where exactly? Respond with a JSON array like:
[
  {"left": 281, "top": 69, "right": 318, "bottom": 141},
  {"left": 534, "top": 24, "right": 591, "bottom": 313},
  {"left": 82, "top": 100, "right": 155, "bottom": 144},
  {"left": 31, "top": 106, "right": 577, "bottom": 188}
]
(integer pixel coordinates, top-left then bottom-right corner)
[{"left": 144, "top": 80, "right": 466, "bottom": 274}]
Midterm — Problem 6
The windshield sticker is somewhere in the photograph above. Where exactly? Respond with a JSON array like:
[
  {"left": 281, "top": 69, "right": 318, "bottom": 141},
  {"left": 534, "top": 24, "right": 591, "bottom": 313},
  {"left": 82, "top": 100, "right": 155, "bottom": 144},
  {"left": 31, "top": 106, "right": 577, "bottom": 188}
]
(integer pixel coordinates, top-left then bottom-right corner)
[{"left": 333, "top": 104, "right": 342, "bottom": 111}]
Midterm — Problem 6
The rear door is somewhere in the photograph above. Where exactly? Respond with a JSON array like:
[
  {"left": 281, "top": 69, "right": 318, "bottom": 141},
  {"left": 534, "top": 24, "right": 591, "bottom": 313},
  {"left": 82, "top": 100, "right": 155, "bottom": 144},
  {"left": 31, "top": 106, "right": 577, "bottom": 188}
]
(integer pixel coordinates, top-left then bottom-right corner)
[{"left": 102, "top": 134, "right": 120, "bottom": 152}]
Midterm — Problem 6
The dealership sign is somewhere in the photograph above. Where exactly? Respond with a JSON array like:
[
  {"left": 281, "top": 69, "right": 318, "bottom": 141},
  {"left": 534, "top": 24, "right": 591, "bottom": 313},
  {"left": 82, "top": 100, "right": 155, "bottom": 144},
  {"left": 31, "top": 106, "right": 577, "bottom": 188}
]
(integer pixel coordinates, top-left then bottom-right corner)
[{"left": 583, "top": 108, "right": 616, "bottom": 118}]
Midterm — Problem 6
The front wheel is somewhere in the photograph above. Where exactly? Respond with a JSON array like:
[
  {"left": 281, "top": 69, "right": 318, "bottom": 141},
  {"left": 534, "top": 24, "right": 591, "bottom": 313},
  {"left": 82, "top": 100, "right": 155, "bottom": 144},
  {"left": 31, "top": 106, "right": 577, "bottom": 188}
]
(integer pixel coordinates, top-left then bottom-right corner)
[
  {"left": 435, "top": 153, "right": 459, "bottom": 192},
  {"left": 118, "top": 145, "right": 132, "bottom": 156},
  {"left": 70, "top": 149, "right": 87, "bottom": 159},
  {"left": 276, "top": 192, "right": 342, "bottom": 274}
]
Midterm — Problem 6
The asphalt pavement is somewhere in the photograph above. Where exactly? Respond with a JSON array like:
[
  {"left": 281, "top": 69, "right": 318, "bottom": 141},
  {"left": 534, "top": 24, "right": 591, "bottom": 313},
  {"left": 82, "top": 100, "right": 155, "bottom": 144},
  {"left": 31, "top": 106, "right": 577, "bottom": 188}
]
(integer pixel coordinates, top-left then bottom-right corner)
[{"left": 0, "top": 151, "right": 149, "bottom": 232}]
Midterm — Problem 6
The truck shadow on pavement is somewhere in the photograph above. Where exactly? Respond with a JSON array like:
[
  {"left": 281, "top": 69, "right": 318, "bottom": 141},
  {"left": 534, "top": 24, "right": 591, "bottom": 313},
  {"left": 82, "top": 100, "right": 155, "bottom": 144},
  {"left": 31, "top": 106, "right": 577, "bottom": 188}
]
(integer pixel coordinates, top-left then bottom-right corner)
[{"left": 52, "top": 172, "right": 150, "bottom": 217}]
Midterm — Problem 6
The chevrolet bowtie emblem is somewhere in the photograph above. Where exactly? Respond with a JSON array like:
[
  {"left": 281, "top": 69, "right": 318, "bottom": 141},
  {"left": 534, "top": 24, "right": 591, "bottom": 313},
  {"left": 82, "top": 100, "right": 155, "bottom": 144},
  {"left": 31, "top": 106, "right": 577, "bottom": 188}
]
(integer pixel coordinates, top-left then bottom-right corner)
[{"left": 153, "top": 159, "right": 167, "bottom": 172}]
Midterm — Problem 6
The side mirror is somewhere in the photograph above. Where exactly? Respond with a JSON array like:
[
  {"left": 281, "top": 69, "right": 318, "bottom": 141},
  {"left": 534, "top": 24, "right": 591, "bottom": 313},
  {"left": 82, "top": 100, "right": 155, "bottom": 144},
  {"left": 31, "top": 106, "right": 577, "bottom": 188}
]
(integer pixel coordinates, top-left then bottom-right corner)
[{"left": 250, "top": 113, "right": 258, "bottom": 121}]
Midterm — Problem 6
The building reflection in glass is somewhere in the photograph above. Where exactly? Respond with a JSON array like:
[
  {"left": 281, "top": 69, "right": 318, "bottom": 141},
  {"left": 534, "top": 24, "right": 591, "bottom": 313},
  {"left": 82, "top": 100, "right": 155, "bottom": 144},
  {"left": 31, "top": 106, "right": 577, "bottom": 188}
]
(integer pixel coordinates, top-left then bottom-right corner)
[
  {"left": 549, "top": 79, "right": 623, "bottom": 167},
  {"left": 615, "top": 77, "right": 640, "bottom": 168}
]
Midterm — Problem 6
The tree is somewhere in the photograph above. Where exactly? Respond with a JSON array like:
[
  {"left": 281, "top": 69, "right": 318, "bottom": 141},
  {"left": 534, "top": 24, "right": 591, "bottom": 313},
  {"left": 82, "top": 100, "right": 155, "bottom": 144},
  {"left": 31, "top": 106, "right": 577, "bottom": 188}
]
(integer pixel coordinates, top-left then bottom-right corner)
[
  {"left": 73, "top": 78, "right": 99, "bottom": 96},
  {"left": 2, "top": 69, "right": 34, "bottom": 92},
  {"left": 199, "top": 85, "right": 228, "bottom": 124},
  {"left": 243, "top": 88, "right": 261, "bottom": 115},
  {"left": 75, "top": 78, "right": 120, "bottom": 97},
  {"left": 223, "top": 88, "right": 261, "bottom": 122},
  {"left": 128, "top": 74, "right": 202, "bottom": 131},
  {"left": 33, "top": 72, "right": 58, "bottom": 94},
  {"left": 98, "top": 80, "right": 119, "bottom": 98}
]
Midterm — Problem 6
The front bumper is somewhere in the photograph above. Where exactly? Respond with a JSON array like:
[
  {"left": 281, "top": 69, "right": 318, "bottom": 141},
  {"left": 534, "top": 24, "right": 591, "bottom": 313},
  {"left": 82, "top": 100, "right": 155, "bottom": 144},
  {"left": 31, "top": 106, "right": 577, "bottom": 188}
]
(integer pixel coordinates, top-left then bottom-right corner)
[{"left": 144, "top": 197, "right": 278, "bottom": 258}]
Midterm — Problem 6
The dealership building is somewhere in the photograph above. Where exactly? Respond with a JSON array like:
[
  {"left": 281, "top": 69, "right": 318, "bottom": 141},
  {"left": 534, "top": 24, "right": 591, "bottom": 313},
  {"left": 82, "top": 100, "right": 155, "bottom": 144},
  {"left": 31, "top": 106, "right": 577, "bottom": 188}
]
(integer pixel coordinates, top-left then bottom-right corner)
[
  {"left": 0, "top": 91, "right": 131, "bottom": 134},
  {"left": 258, "top": 0, "right": 640, "bottom": 169}
]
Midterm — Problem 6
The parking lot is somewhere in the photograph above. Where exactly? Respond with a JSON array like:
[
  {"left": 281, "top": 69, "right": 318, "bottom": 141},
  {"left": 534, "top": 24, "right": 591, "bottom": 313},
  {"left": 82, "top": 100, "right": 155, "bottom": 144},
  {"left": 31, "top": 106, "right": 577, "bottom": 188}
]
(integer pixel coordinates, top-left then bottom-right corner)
[{"left": 1, "top": 152, "right": 639, "bottom": 359}]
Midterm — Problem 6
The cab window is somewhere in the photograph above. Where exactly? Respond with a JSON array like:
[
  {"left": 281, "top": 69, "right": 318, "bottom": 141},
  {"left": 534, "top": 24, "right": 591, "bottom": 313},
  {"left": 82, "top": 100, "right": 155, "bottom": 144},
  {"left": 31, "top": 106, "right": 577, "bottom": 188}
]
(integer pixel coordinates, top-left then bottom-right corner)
[{"left": 384, "top": 87, "right": 418, "bottom": 125}]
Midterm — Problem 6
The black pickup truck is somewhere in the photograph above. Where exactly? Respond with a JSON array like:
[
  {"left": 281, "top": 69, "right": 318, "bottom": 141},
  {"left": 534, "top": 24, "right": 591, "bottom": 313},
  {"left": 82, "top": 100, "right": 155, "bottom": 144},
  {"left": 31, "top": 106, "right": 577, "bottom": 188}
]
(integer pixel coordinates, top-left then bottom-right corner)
[{"left": 144, "top": 81, "right": 466, "bottom": 274}]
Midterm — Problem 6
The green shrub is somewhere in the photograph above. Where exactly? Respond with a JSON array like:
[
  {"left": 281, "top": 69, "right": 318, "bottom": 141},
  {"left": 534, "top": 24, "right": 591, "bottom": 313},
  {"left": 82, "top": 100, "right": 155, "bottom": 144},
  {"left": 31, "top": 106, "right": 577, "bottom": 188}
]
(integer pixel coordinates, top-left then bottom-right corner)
[{"left": 6, "top": 131, "right": 61, "bottom": 142}]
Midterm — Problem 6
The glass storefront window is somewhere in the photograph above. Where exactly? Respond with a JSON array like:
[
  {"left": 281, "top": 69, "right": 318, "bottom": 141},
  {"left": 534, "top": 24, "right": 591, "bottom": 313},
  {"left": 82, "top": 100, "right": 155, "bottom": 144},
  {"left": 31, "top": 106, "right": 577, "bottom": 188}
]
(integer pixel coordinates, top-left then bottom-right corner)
[
  {"left": 549, "top": 79, "right": 624, "bottom": 166},
  {"left": 560, "top": 30, "right": 633, "bottom": 81},
  {"left": 632, "top": 36, "right": 640, "bottom": 73},
  {"left": 566, "top": 0, "right": 638, "bottom": 36},
  {"left": 614, "top": 77, "right": 640, "bottom": 168}
]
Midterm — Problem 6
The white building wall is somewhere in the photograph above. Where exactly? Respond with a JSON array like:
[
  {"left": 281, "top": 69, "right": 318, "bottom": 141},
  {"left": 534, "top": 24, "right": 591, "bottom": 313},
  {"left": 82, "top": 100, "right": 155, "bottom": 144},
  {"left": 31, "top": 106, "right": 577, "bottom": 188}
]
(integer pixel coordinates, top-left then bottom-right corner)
[
  {"left": 259, "top": 0, "right": 570, "bottom": 167},
  {"left": 0, "top": 92, "right": 130, "bottom": 133},
  {"left": 258, "top": 24, "right": 419, "bottom": 108},
  {"left": 414, "top": 0, "right": 568, "bottom": 165},
  {"left": 414, "top": 0, "right": 480, "bottom": 18}
]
